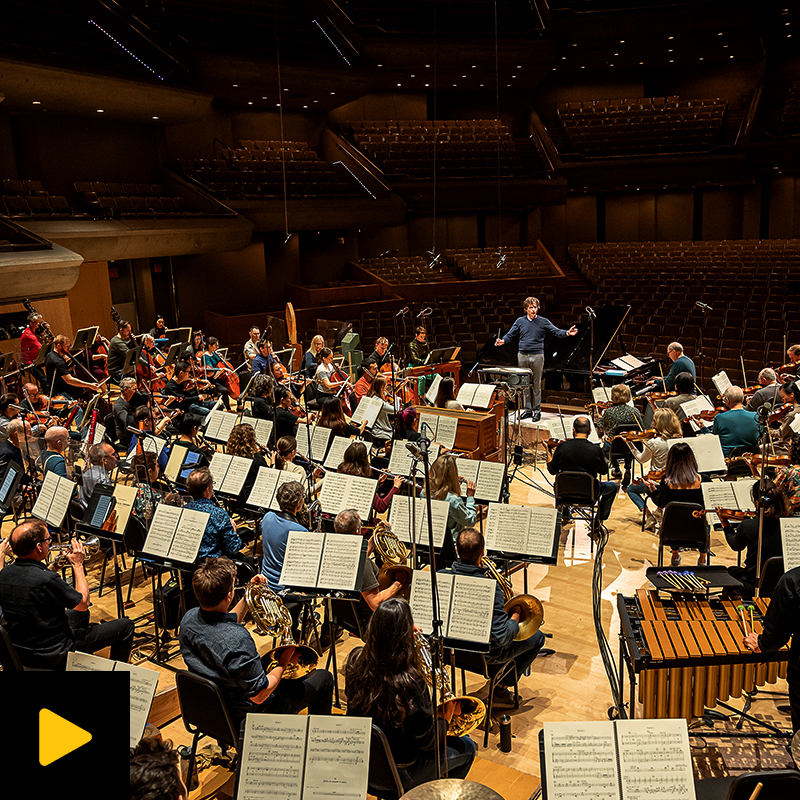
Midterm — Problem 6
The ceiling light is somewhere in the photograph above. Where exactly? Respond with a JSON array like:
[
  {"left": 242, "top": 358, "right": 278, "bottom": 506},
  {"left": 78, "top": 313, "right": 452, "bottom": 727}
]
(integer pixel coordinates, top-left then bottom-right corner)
[
  {"left": 425, "top": 83, "right": 429, "bottom": 87},
  {"left": 410, "top": 74, "right": 415, "bottom": 77},
  {"left": 462, "top": 75, "right": 466, "bottom": 78},
  {"left": 614, "top": 53, "right": 619, "bottom": 56},
  {"left": 314, "top": 100, "right": 319, "bottom": 103},
  {"left": 562, "top": 56, "right": 566, "bottom": 60},
  {"left": 668, "top": 36, "right": 674, "bottom": 40},
  {"left": 620, "top": 40, "right": 625, "bottom": 43},
  {"left": 472, "top": 65, "right": 476, "bottom": 68},
  {"left": 377, "top": 64, "right": 382, "bottom": 67},
  {"left": 517, "top": 65, "right": 522, "bottom": 69},
  {"left": 669, "top": 60, "right": 674, "bottom": 63},
  {"left": 97, "top": 109, "right": 104, "bottom": 112},
  {"left": 152, "top": 116, "right": 159, "bottom": 119},
  {"left": 331, "top": 92, "right": 336, "bottom": 94},
  {"left": 303, "top": 105, "right": 308, "bottom": 108},
  {"left": 283, "top": 88, "right": 289, "bottom": 91},
  {"left": 32, "top": 101, "right": 40, "bottom": 105},
  {"left": 262, "top": 96, "right": 267, "bottom": 99},
  {"left": 248, "top": 101, "right": 253, "bottom": 105},
  {"left": 233, "top": 84, "right": 238, "bottom": 87}
]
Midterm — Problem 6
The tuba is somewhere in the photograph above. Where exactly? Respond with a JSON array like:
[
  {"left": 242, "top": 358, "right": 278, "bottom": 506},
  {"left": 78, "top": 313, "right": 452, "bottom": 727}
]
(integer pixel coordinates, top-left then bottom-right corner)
[
  {"left": 414, "top": 630, "right": 486, "bottom": 737},
  {"left": 480, "top": 556, "right": 543, "bottom": 642},
  {"left": 244, "top": 583, "right": 319, "bottom": 679},
  {"left": 373, "top": 521, "right": 413, "bottom": 600}
]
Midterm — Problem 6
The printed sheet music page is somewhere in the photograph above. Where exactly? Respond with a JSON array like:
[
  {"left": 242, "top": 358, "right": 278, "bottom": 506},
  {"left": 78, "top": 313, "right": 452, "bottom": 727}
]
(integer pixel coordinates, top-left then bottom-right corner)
[
  {"left": 247, "top": 467, "right": 280, "bottom": 509},
  {"left": 280, "top": 532, "right": 325, "bottom": 588},
  {"left": 781, "top": 518, "right": 800, "bottom": 571},
  {"left": 317, "top": 533, "right": 364, "bottom": 591},
  {"left": 445, "top": 575, "right": 494, "bottom": 643},
  {"left": 410, "top": 570, "right": 452, "bottom": 635},
  {"left": 143, "top": 504, "right": 182, "bottom": 559},
  {"left": 170, "top": 507, "right": 209, "bottom": 564},
  {"left": 302, "top": 715, "right": 370, "bottom": 800}
]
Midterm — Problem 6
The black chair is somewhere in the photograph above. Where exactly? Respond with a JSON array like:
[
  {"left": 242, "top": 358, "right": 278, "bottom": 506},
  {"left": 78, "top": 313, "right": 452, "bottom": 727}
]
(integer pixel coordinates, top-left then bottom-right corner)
[
  {"left": 758, "top": 556, "right": 785, "bottom": 598},
  {"left": 329, "top": 597, "right": 367, "bottom": 640},
  {"left": 658, "top": 501, "right": 709, "bottom": 567},
  {"left": 102, "top": 412, "right": 118, "bottom": 447},
  {"left": 724, "top": 445, "right": 753, "bottom": 480},
  {"left": 0, "top": 625, "right": 24, "bottom": 671},
  {"left": 695, "top": 769, "right": 800, "bottom": 800},
  {"left": 368, "top": 723, "right": 405, "bottom": 800},
  {"left": 175, "top": 670, "right": 240, "bottom": 786},
  {"left": 608, "top": 423, "right": 639, "bottom": 484},
  {"left": 452, "top": 648, "right": 519, "bottom": 748},
  {"left": 554, "top": 471, "right": 598, "bottom": 552}
]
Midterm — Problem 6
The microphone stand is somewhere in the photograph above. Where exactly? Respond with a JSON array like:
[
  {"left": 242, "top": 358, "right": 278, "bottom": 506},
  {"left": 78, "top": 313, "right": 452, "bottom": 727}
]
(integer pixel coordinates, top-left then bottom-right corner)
[{"left": 697, "top": 304, "right": 710, "bottom": 389}]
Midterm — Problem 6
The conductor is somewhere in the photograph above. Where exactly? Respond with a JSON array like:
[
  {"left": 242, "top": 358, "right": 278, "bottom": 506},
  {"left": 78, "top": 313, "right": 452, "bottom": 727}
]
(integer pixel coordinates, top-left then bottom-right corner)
[{"left": 495, "top": 296, "right": 577, "bottom": 421}]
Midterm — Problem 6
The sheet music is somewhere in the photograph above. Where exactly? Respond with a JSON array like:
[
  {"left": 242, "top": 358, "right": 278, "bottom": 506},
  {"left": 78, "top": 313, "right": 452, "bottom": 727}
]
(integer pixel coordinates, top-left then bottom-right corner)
[
  {"left": 616, "top": 718, "right": 695, "bottom": 800},
  {"left": 302, "top": 716, "right": 370, "bottom": 800},
  {"left": 224, "top": 456, "right": 253, "bottom": 496},
  {"left": 32, "top": 472, "right": 73, "bottom": 528},
  {"left": 731, "top": 479, "right": 756, "bottom": 510},
  {"left": 592, "top": 386, "right": 613, "bottom": 404},
  {"left": 91, "top": 422, "right": 106, "bottom": 445},
  {"left": 238, "top": 714, "right": 307, "bottom": 800},
  {"left": 455, "top": 458, "right": 504, "bottom": 502},
  {"left": 0, "top": 463, "right": 19, "bottom": 506},
  {"left": 484, "top": 503, "right": 532, "bottom": 554},
  {"left": 296, "top": 425, "right": 332, "bottom": 462},
  {"left": 712, "top": 371, "right": 732, "bottom": 397},
  {"left": 790, "top": 414, "right": 800, "bottom": 435},
  {"left": 611, "top": 355, "right": 646, "bottom": 371},
  {"left": 280, "top": 531, "right": 325, "bottom": 588},
  {"left": 388, "top": 495, "right": 450, "bottom": 549},
  {"left": 143, "top": 504, "right": 181, "bottom": 558},
  {"left": 546, "top": 415, "right": 601, "bottom": 443},
  {"left": 66, "top": 652, "right": 160, "bottom": 748},
  {"left": 387, "top": 442, "right": 441, "bottom": 476},
  {"left": 204, "top": 410, "right": 238, "bottom": 443},
  {"left": 445, "top": 574, "right": 494, "bottom": 643},
  {"left": 410, "top": 570, "right": 452, "bottom": 635},
  {"left": 171, "top": 507, "right": 210, "bottom": 563},
  {"left": 781, "top": 518, "right": 800, "bottom": 571},
  {"left": 543, "top": 720, "right": 622, "bottom": 800},
  {"left": 90, "top": 494, "right": 113, "bottom": 528},
  {"left": 251, "top": 418, "right": 274, "bottom": 447},
  {"left": 209, "top": 451, "right": 232, "bottom": 488},
  {"left": 140, "top": 435, "right": 167, "bottom": 457},
  {"left": 425, "top": 373, "right": 443, "bottom": 404},
  {"left": 419, "top": 413, "right": 458, "bottom": 450},
  {"left": 247, "top": 466, "right": 280, "bottom": 509},
  {"left": 456, "top": 382, "right": 494, "bottom": 409},
  {"left": 350, "top": 396, "right": 382, "bottom": 428},
  {"left": 323, "top": 435, "right": 353, "bottom": 469},
  {"left": 667, "top": 435, "right": 726, "bottom": 473},
  {"left": 318, "top": 472, "right": 377, "bottom": 520},
  {"left": 164, "top": 443, "right": 188, "bottom": 482},
  {"left": 316, "top": 533, "right": 364, "bottom": 591}
]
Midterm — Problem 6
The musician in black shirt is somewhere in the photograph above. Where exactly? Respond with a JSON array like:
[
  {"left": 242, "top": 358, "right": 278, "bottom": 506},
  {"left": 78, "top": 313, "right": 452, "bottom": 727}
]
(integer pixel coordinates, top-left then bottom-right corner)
[{"left": 163, "top": 362, "right": 214, "bottom": 416}]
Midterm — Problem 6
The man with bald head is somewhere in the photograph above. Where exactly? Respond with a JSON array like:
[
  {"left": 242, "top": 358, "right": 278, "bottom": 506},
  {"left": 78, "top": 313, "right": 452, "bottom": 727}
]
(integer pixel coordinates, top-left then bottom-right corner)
[
  {"left": 546, "top": 415, "right": 617, "bottom": 534},
  {"left": 746, "top": 368, "right": 781, "bottom": 413},
  {"left": 699, "top": 386, "right": 759, "bottom": 457},
  {"left": 40, "top": 426, "right": 70, "bottom": 478},
  {"left": 0, "top": 519, "right": 134, "bottom": 669}
]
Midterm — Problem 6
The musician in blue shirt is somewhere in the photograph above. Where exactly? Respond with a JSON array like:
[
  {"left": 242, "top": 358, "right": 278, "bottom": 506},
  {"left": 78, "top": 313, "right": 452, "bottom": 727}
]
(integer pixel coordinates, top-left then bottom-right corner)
[
  {"left": 495, "top": 296, "right": 577, "bottom": 421},
  {"left": 646, "top": 342, "right": 696, "bottom": 392}
]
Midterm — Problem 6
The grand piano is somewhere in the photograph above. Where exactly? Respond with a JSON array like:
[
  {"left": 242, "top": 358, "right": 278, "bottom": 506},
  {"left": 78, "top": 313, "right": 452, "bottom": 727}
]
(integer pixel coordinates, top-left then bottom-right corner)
[{"left": 476, "top": 305, "right": 661, "bottom": 395}]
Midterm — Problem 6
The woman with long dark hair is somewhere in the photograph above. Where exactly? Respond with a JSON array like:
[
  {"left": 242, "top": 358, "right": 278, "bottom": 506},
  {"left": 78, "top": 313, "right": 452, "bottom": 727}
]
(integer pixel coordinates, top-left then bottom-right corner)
[
  {"left": 720, "top": 480, "right": 790, "bottom": 596},
  {"left": 644, "top": 441, "right": 705, "bottom": 567},
  {"left": 317, "top": 397, "right": 365, "bottom": 439},
  {"left": 434, "top": 377, "right": 463, "bottom": 411},
  {"left": 345, "top": 598, "right": 476, "bottom": 789},
  {"left": 337, "top": 441, "right": 402, "bottom": 515}
]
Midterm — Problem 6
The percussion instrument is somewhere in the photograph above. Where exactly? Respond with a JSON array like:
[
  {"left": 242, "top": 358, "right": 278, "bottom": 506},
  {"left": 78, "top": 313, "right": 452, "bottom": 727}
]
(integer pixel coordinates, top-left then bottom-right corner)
[{"left": 618, "top": 589, "right": 788, "bottom": 720}]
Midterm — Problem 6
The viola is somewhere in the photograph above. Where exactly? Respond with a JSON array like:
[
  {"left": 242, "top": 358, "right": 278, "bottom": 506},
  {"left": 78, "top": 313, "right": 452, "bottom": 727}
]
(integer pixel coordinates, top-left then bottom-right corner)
[
  {"left": 688, "top": 407, "right": 726, "bottom": 423},
  {"left": 649, "top": 391, "right": 677, "bottom": 401},
  {"left": 735, "top": 452, "right": 792, "bottom": 478},
  {"left": 769, "top": 403, "right": 793, "bottom": 425}
]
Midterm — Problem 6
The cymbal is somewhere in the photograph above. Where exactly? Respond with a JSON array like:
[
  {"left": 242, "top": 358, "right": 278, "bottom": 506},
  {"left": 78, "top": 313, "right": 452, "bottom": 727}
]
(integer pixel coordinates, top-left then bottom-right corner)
[
  {"left": 403, "top": 780, "right": 504, "bottom": 800},
  {"left": 791, "top": 729, "right": 800, "bottom": 766}
]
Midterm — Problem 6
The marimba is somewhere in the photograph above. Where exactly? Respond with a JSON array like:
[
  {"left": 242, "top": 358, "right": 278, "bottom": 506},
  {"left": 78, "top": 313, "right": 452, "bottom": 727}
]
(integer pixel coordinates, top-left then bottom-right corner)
[{"left": 618, "top": 589, "right": 789, "bottom": 720}]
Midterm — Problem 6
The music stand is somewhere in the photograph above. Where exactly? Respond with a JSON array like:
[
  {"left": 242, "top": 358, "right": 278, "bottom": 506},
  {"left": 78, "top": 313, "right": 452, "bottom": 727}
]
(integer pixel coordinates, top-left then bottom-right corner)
[
  {"left": 425, "top": 346, "right": 460, "bottom": 366},
  {"left": 0, "top": 460, "right": 24, "bottom": 518},
  {"left": 121, "top": 344, "right": 142, "bottom": 377},
  {"left": 164, "top": 327, "right": 192, "bottom": 346},
  {"left": 72, "top": 326, "right": 99, "bottom": 353},
  {"left": 162, "top": 343, "right": 184, "bottom": 370}
]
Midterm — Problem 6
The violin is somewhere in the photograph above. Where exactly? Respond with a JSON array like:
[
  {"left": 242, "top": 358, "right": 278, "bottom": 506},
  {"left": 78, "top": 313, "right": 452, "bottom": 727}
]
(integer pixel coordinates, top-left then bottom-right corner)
[
  {"left": 687, "top": 407, "right": 726, "bottom": 423},
  {"left": 545, "top": 437, "right": 563, "bottom": 455},
  {"left": 713, "top": 507, "right": 757, "bottom": 523},
  {"left": 181, "top": 378, "right": 215, "bottom": 393},
  {"left": 776, "top": 361, "right": 800, "bottom": 377},
  {"left": 614, "top": 428, "right": 657, "bottom": 442},
  {"left": 631, "top": 469, "right": 664, "bottom": 487},
  {"left": 648, "top": 391, "right": 677, "bottom": 401},
  {"left": 769, "top": 402, "right": 793, "bottom": 425}
]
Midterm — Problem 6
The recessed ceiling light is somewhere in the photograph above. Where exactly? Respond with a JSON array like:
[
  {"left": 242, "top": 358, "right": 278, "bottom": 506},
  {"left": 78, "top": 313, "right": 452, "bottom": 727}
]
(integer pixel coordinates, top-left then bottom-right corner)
[
  {"left": 462, "top": 75, "right": 466, "bottom": 78},
  {"left": 453, "top": 84, "right": 457, "bottom": 87},
  {"left": 425, "top": 83, "right": 429, "bottom": 87},
  {"left": 479, "top": 83, "right": 484, "bottom": 86},
  {"left": 620, "top": 40, "right": 625, "bottom": 43},
  {"left": 723, "top": 44, "right": 728, "bottom": 48},
  {"left": 248, "top": 101, "right": 253, "bottom": 105},
  {"left": 669, "top": 60, "right": 674, "bottom": 63},
  {"left": 640, "top": 61, "right": 644, "bottom": 64},
  {"left": 97, "top": 109, "right": 104, "bottom": 112},
  {"left": 614, "top": 53, "right": 619, "bottom": 56},
  {"left": 377, "top": 64, "right": 382, "bottom": 67},
  {"left": 303, "top": 105, "right": 308, "bottom": 108},
  {"left": 152, "top": 116, "right": 159, "bottom": 119},
  {"left": 314, "top": 100, "right": 319, "bottom": 103},
  {"left": 331, "top": 92, "right": 336, "bottom": 94},
  {"left": 32, "top": 101, "right": 41, "bottom": 105},
  {"left": 562, "top": 56, "right": 566, "bottom": 60},
  {"left": 410, "top": 74, "right": 415, "bottom": 77},
  {"left": 262, "top": 96, "right": 267, "bottom": 99},
  {"left": 233, "top": 84, "right": 238, "bottom": 87},
  {"left": 517, "top": 65, "right": 522, "bottom": 69},
  {"left": 472, "top": 65, "right": 476, "bottom": 68},
  {"left": 276, "top": 103, "right": 280, "bottom": 107},
  {"left": 668, "top": 36, "right": 674, "bottom": 40},
  {"left": 669, "top": 49, "right": 673, "bottom": 52},
  {"left": 718, "top": 32, "right": 723, "bottom": 35},
  {"left": 699, "top": 57, "right": 704, "bottom": 60},
  {"left": 426, "top": 64, "right": 430, "bottom": 67}
]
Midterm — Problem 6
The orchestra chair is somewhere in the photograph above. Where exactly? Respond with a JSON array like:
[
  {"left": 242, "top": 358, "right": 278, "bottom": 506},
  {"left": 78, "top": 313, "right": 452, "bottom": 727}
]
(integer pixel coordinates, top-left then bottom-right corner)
[
  {"left": 175, "top": 670, "right": 240, "bottom": 785},
  {"left": 102, "top": 412, "right": 118, "bottom": 449},
  {"left": 0, "top": 625, "right": 55, "bottom": 672},
  {"left": 607, "top": 423, "right": 639, "bottom": 484},
  {"left": 368, "top": 723, "right": 406, "bottom": 799},
  {"left": 553, "top": 471, "right": 597, "bottom": 555},
  {"left": 758, "top": 556, "right": 785, "bottom": 598},
  {"left": 694, "top": 769, "right": 800, "bottom": 800},
  {"left": 657, "top": 501, "right": 709, "bottom": 567},
  {"left": 451, "top": 648, "right": 519, "bottom": 748},
  {"left": 329, "top": 597, "right": 367, "bottom": 640}
]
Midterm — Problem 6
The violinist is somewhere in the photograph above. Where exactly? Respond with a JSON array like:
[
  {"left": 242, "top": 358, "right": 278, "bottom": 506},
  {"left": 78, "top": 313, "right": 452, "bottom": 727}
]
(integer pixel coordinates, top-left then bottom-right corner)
[
  {"left": 45, "top": 335, "right": 103, "bottom": 427},
  {"left": 697, "top": 386, "right": 759, "bottom": 457},
  {"left": 149, "top": 315, "right": 169, "bottom": 347},
  {"left": 365, "top": 376, "right": 398, "bottom": 448},
  {"left": 775, "top": 434, "right": 800, "bottom": 516},
  {"left": 778, "top": 345, "right": 800, "bottom": 381},
  {"left": 302, "top": 334, "right": 325, "bottom": 378},
  {"left": 186, "top": 330, "right": 205, "bottom": 365},
  {"left": 353, "top": 360, "right": 378, "bottom": 401},
  {"left": 314, "top": 348, "right": 346, "bottom": 399},
  {"left": 172, "top": 413, "right": 211, "bottom": 468},
  {"left": 773, "top": 381, "right": 800, "bottom": 453},
  {"left": 340, "top": 441, "right": 403, "bottom": 514},
  {"left": 317, "top": 397, "right": 366, "bottom": 439},
  {"left": 274, "top": 386, "right": 302, "bottom": 441},
  {"left": 246, "top": 374, "right": 276, "bottom": 420},
  {"left": 20, "top": 312, "right": 47, "bottom": 386},
  {"left": 275, "top": 435, "right": 313, "bottom": 488},
  {"left": 243, "top": 326, "right": 261, "bottom": 366},
  {"left": 746, "top": 368, "right": 781, "bottom": 413},
  {"left": 107, "top": 319, "right": 135, "bottom": 383},
  {"left": 126, "top": 406, "right": 170, "bottom": 470},
  {"left": 0, "top": 394, "right": 20, "bottom": 444},
  {"left": 624, "top": 408, "right": 683, "bottom": 530},
  {"left": 138, "top": 334, "right": 167, "bottom": 391},
  {"left": 201, "top": 337, "right": 232, "bottom": 411},
  {"left": 163, "top": 361, "right": 214, "bottom": 417},
  {"left": 645, "top": 342, "right": 696, "bottom": 393},
  {"left": 659, "top": 372, "right": 696, "bottom": 423},
  {"left": 721, "top": 479, "right": 789, "bottom": 596},
  {"left": 596, "top": 383, "right": 644, "bottom": 484}
]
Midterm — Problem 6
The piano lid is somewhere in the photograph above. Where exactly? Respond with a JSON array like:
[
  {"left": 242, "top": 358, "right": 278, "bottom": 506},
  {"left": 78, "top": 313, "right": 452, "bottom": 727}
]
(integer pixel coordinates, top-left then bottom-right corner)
[{"left": 544, "top": 304, "right": 630, "bottom": 375}]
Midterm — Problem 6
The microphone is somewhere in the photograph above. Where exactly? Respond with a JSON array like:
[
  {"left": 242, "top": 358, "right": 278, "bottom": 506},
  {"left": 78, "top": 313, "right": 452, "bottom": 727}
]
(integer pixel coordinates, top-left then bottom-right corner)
[
  {"left": 127, "top": 426, "right": 157, "bottom": 439},
  {"left": 395, "top": 307, "right": 409, "bottom": 317},
  {"left": 696, "top": 302, "right": 713, "bottom": 311},
  {"left": 417, "top": 308, "right": 432, "bottom": 317},
  {"left": 585, "top": 307, "right": 596, "bottom": 320},
  {"left": 405, "top": 440, "right": 428, "bottom": 458}
]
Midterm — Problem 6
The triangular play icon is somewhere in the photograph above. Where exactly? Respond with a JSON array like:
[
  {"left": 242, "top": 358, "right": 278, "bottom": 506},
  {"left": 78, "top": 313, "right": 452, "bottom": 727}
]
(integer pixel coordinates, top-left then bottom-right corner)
[{"left": 39, "top": 708, "right": 92, "bottom": 766}]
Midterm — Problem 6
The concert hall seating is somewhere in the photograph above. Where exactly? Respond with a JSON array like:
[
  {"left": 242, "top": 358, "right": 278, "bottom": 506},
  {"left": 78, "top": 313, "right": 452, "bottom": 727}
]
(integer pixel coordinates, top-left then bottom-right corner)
[
  {"left": 1, "top": 178, "right": 77, "bottom": 220},
  {"left": 346, "top": 120, "right": 541, "bottom": 178},
  {"left": 553, "top": 96, "right": 727, "bottom": 157},
  {"left": 72, "top": 182, "right": 206, "bottom": 218},
  {"left": 177, "top": 141, "right": 363, "bottom": 200},
  {"left": 570, "top": 240, "right": 797, "bottom": 376}
]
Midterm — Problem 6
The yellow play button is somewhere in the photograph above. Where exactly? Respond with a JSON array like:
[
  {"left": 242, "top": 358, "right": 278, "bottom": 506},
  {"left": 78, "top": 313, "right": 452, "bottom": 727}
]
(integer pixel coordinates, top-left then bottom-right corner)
[{"left": 39, "top": 708, "right": 92, "bottom": 766}]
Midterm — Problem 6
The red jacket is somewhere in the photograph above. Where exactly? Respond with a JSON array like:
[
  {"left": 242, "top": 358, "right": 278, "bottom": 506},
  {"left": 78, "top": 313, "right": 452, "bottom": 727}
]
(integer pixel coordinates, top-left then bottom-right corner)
[{"left": 20, "top": 326, "right": 41, "bottom": 365}]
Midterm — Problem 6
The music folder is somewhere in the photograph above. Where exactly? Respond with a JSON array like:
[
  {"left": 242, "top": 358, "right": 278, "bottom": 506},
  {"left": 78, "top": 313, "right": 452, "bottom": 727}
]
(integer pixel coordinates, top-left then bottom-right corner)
[
  {"left": 279, "top": 531, "right": 367, "bottom": 596},
  {"left": 455, "top": 457, "right": 505, "bottom": 503},
  {"left": 32, "top": 471, "right": 75, "bottom": 529},
  {"left": 208, "top": 451, "right": 254, "bottom": 498},
  {"left": 387, "top": 495, "right": 450, "bottom": 550},
  {"left": 317, "top": 472, "right": 377, "bottom": 521},
  {"left": 234, "top": 714, "right": 371, "bottom": 800},
  {"left": 141, "top": 503, "right": 210, "bottom": 568},
  {"left": 484, "top": 503, "right": 560, "bottom": 564},
  {"left": 409, "top": 570, "right": 495, "bottom": 652},
  {"left": 203, "top": 409, "right": 239, "bottom": 444}
]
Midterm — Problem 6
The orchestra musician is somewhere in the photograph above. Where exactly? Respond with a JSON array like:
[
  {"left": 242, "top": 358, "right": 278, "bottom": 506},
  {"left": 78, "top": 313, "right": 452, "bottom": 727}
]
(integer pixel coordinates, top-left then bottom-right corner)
[
  {"left": 302, "top": 334, "right": 325, "bottom": 378},
  {"left": 107, "top": 319, "right": 135, "bottom": 383},
  {"left": 407, "top": 326, "right": 430, "bottom": 368},
  {"left": 495, "top": 296, "right": 577, "bottom": 422},
  {"left": 244, "top": 374, "right": 275, "bottom": 419},
  {"left": 260, "top": 481, "right": 307, "bottom": 594},
  {"left": 659, "top": 372, "right": 696, "bottom": 423},
  {"left": 428, "top": 452, "right": 477, "bottom": 543},
  {"left": 251, "top": 339, "right": 275, "bottom": 378},
  {"left": 126, "top": 406, "right": 170, "bottom": 469},
  {"left": 275, "top": 436, "right": 310, "bottom": 487},
  {"left": 179, "top": 556, "right": 333, "bottom": 730},
  {"left": 79, "top": 443, "right": 117, "bottom": 507},
  {"left": 596, "top": 383, "right": 643, "bottom": 484},
  {"left": 364, "top": 376, "right": 398, "bottom": 448},
  {"left": 274, "top": 386, "right": 302, "bottom": 441},
  {"left": 243, "top": 326, "right": 261, "bottom": 366},
  {"left": 163, "top": 361, "right": 214, "bottom": 416},
  {"left": 434, "top": 376, "right": 463, "bottom": 410},
  {"left": 546, "top": 416, "right": 616, "bottom": 537},
  {"left": 720, "top": 479, "right": 789, "bottom": 597},
  {"left": 113, "top": 377, "right": 143, "bottom": 449},
  {"left": 443, "top": 527, "right": 546, "bottom": 706},
  {"left": 623, "top": 408, "right": 683, "bottom": 530},
  {"left": 746, "top": 368, "right": 781, "bottom": 412},
  {"left": 39, "top": 426, "right": 70, "bottom": 479},
  {"left": 743, "top": 565, "right": 800, "bottom": 734},
  {"left": 314, "top": 348, "right": 347, "bottom": 400},
  {"left": 171, "top": 414, "right": 211, "bottom": 468},
  {"left": 344, "top": 598, "right": 476, "bottom": 790},
  {"left": 775, "top": 434, "right": 800, "bottom": 516},
  {"left": 317, "top": 396, "right": 366, "bottom": 439},
  {"left": 645, "top": 341, "right": 696, "bottom": 392},
  {"left": 201, "top": 336, "right": 232, "bottom": 411},
  {"left": 779, "top": 344, "right": 800, "bottom": 381},
  {"left": 186, "top": 330, "right": 205, "bottom": 364},
  {"left": 0, "top": 394, "right": 20, "bottom": 443},
  {"left": 0, "top": 519, "right": 135, "bottom": 669},
  {"left": 696, "top": 385, "right": 759, "bottom": 456},
  {"left": 0, "top": 420, "right": 33, "bottom": 484},
  {"left": 130, "top": 738, "right": 188, "bottom": 800},
  {"left": 226, "top": 423, "right": 269, "bottom": 503},
  {"left": 20, "top": 382, "right": 47, "bottom": 415},
  {"left": 149, "top": 315, "right": 169, "bottom": 346},
  {"left": 45, "top": 335, "right": 104, "bottom": 427},
  {"left": 364, "top": 336, "right": 394, "bottom": 372},
  {"left": 771, "top": 381, "right": 800, "bottom": 454},
  {"left": 353, "top": 360, "right": 378, "bottom": 401},
  {"left": 21, "top": 311, "right": 48, "bottom": 386},
  {"left": 338, "top": 441, "right": 403, "bottom": 518}
]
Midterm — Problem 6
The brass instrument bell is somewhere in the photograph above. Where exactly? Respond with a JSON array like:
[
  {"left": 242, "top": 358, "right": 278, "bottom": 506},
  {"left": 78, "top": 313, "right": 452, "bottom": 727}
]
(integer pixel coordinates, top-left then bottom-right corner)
[
  {"left": 47, "top": 535, "right": 102, "bottom": 569},
  {"left": 480, "top": 557, "right": 543, "bottom": 642},
  {"left": 373, "top": 521, "right": 413, "bottom": 599}
]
